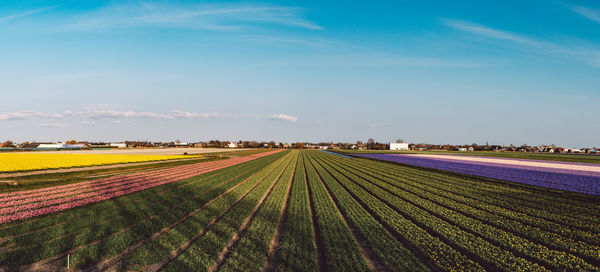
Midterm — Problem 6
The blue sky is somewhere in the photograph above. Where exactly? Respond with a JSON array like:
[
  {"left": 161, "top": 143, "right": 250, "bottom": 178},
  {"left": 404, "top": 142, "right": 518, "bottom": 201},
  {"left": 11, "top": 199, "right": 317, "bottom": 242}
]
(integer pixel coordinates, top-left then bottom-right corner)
[{"left": 1, "top": 0, "right": 599, "bottom": 147}]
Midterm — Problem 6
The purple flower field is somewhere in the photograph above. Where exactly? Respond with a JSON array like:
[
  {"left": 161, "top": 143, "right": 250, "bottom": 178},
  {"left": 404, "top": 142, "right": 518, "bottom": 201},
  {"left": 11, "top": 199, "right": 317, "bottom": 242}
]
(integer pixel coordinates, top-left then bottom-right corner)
[{"left": 355, "top": 154, "right": 600, "bottom": 196}]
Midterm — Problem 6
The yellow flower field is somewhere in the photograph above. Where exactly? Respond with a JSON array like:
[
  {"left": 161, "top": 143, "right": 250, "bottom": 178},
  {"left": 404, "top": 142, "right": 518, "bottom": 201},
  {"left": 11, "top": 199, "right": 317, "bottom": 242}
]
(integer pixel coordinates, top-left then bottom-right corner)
[{"left": 0, "top": 153, "right": 195, "bottom": 172}]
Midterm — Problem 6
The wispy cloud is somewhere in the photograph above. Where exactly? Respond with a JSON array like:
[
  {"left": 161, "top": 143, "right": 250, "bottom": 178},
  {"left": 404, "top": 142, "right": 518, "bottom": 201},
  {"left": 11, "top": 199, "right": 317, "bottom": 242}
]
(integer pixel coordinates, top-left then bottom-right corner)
[
  {"left": 39, "top": 123, "right": 69, "bottom": 128},
  {"left": 0, "top": 110, "right": 63, "bottom": 121},
  {"left": 368, "top": 122, "right": 392, "bottom": 127},
  {"left": 57, "top": 2, "right": 321, "bottom": 32},
  {"left": 78, "top": 109, "right": 231, "bottom": 120},
  {"left": 572, "top": 5, "right": 600, "bottom": 24},
  {"left": 442, "top": 19, "right": 600, "bottom": 67},
  {"left": 81, "top": 121, "right": 96, "bottom": 125},
  {"left": 0, "top": 6, "right": 56, "bottom": 23},
  {"left": 83, "top": 109, "right": 169, "bottom": 119},
  {"left": 256, "top": 54, "right": 480, "bottom": 68},
  {"left": 236, "top": 35, "right": 334, "bottom": 47},
  {"left": 267, "top": 114, "right": 298, "bottom": 123},
  {"left": 442, "top": 19, "right": 536, "bottom": 45},
  {"left": 170, "top": 109, "right": 230, "bottom": 119}
]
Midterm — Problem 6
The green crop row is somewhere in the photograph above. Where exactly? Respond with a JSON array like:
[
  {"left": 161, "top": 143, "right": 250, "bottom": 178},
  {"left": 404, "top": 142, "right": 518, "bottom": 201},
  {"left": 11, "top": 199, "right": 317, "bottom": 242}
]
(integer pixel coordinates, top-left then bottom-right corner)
[
  {"left": 0, "top": 155, "right": 274, "bottom": 251},
  {"left": 303, "top": 152, "right": 371, "bottom": 272},
  {"left": 328, "top": 155, "right": 600, "bottom": 266},
  {"left": 159, "top": 151, "right": 296, "bottom": 271},
  {"left": 344, "top": 155, "right": 600, "bottom": 243},
  {"left": 315, "top": 152, "right": 598, "bottom": 271},
  {"left": 305, "top": 152, "right": 428, "bottom": 271},
  {"left": 275, "top": 153, "right": 319, "bottom": 272},
  {"left": 218, "top": 151, "right": 299, "bottom": 271},
  {"left": 359, "top": 155, "right": 600, "bottom": 228},
  {"left": 313, "top": 152, "right": 525, "bottom": 271},
  {"left": 0, "top": 151, "right": 288, "bottom": 270}
]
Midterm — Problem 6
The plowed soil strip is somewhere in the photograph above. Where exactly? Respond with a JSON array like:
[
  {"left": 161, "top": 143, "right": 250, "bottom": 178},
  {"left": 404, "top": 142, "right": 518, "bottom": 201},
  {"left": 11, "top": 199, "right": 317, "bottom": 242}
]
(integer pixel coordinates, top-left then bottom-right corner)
[{"left": 141, "top": 154, "right": 292, "bottom": 272}]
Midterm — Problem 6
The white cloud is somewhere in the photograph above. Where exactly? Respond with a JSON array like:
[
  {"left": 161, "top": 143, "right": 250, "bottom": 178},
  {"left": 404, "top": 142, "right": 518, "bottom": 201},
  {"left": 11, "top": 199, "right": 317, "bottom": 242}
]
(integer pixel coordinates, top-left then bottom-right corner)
[
  {"left": 0, "top": 6, "right": 56, "bottom": 23},
  {"left": 1, "top": 108, "right": 232, "bottom": 122},
  {"left": 442, "top": 19, "right": 536, "bottom": 45},
  {"left": 0, "top": 110, "right": 63, "bottom": 121},
  {"left": 57, "top": 2, "right": 322, "bottom": 32},
  {"left": 39, "top": 123, "right": 69, "bottom": 128},
  {"left": 572, "top": 6, "right": 600, "bottom": 24},
  {"left": 368, "top": 122, "right": 392, "bottom": 127},
  {"left": 267, "top": 114, "right": 298, "bottom": 123},
  {"left": 83, "top": 109, "right": 169, "bottom": 119},
  {"left": 256, "top": 54, "right": 480, "bottom": 68},
  {"left": 81, "top": 121, "right": 97, "bottom": 125},
  {"left": 442, "top": 19, "right": 600, "bottom": 67},
  {"left": 170, "top": 109, "right": 229, "bottom": 119}
]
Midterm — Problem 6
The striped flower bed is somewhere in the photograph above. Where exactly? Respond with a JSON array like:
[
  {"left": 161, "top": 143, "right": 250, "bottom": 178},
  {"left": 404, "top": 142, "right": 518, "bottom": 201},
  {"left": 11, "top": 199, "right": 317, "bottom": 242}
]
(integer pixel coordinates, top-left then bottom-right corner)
[
  {"left": 355, "top": 153, "right": 600, "bottom": 196},
  {"left": 0, "top": 150, "right": 282, "bottom": 224}
]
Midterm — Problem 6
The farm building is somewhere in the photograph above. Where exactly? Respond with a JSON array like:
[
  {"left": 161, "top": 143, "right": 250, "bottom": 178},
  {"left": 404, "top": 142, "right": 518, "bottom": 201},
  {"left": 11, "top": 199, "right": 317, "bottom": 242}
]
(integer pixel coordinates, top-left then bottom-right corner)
[
  {"left": 37, "top": 143, "right": 85, "bottom": 149},
  {"left": 110, "top": 142, "right": 127, "bottom": 148},
  {"left": 389, "top": 142, "right": 409, "bottom": 151}
]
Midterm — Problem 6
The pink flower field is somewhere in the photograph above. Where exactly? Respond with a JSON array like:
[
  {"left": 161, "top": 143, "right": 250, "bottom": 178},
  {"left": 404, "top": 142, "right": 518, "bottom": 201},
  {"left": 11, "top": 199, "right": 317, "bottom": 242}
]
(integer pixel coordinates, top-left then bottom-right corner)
[{"left": 0, "top": 150, "right": 282, "bottom": 224}]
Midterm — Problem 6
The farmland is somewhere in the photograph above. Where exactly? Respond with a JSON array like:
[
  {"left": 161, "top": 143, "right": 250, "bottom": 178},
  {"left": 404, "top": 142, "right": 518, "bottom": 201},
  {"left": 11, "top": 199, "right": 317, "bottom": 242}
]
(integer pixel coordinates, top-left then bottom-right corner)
[
  {"left": 0, "top": 154, "right": 197, "bottom": 173},
  {"left": 1, "top": 150, "right": 599, "bottom": 271}
]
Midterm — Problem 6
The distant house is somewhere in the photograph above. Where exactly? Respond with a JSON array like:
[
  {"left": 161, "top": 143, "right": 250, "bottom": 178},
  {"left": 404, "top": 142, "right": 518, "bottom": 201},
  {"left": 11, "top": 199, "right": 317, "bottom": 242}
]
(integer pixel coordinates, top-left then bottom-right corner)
[
  {"left": 37, "top": 143, "right": 84, "bottom": 149},
  {"left": 390, "top": 143, "right": 409, "bottom": 151},
  {"left": 110, "top": 142, "right": 127, "bottom": 148},
  {"left": 37, "top": 143, "right": 67, "bottom": 149},
  {"left": 21, "top": 143, "right": 41, "bottom": 149},
  {"left": 468, "top": 147, "right": 475, "bottom": 152},
  {"left": 228, "top": 142, "right": 238, "bottom": 148},
  {"left": 458, "top": 147, "right": 468, "bottom": 152}
]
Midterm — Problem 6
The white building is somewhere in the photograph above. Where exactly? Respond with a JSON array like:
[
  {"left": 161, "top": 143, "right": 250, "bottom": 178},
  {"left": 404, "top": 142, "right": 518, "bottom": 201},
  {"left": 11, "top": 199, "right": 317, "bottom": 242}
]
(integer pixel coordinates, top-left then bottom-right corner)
[
  {"left": 37, "top": 143, "right": 84, "bottom": 149},
  {"left": 228, "top": 142, "right": 238, "bottom": 148},
  {"left": 38, "top": 143, "right": 67, "bottom": 149},
  {"left": 110, "top": 142, "right": 127, "bottom": 148},
  {"left": 389, "top": 142, "right": 409, "bottom": 151}
]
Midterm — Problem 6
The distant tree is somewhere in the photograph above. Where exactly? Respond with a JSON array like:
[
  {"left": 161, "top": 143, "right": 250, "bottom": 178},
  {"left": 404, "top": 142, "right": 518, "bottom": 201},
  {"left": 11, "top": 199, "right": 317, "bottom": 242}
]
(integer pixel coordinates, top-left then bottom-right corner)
[
  {"left": 295, "top": 142, "right": 305, "bottom": 149},
  {"left": 356, "top": 140, "right": 363, "bottom": 145},
  {"left": 66, "top": 140, "right": 77, "bottom": 144},
  {"left": 367, "top": 138, "right": 376, "bottom": 150},
  {"left": 2, "top": 140, "right": 14, "bottom": 148}
]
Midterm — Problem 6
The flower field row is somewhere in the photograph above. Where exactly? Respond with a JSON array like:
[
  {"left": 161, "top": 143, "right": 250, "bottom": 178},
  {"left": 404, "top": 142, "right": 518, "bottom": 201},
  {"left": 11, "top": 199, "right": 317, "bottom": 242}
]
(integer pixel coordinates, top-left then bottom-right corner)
[
  {"left": 355, "top": 153, "right": 600, "bottom": 196},
  {"left": 0, "top": 150, "right": 282, "bottom": 225},
  {"left": 0, "top": 153, "right": 201, "bottom": 173}
]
